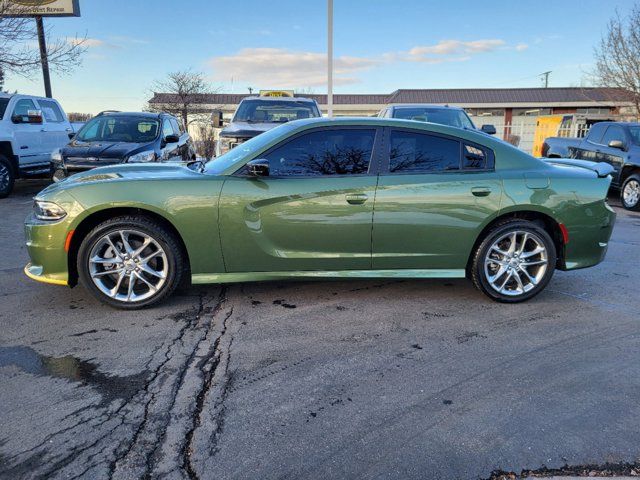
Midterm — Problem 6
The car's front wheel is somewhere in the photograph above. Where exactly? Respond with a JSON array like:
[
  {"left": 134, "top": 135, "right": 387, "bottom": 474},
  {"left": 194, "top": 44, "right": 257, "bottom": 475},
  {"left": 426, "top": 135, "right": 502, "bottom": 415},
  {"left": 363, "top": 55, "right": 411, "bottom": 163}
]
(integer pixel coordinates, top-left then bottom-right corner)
[
  {"left": 621, "top": 174, "right": 640, "bottom": 211},
  {"left": 471, "top": 220, "right": 556, "bottom": 303},
  {"left": 77, "top": 216, "right": 184, "bottom": 309},
  {"left": 0, "top": 155, "right": 15, "bottom": 199}
]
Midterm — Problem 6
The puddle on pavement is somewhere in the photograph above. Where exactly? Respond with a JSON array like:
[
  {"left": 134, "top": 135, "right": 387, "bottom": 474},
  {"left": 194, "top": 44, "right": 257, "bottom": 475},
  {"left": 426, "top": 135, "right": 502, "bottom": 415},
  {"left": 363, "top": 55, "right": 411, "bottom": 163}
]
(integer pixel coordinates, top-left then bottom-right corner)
[{"left": 0, "top": 346, "right": 149, "bottom": 406}]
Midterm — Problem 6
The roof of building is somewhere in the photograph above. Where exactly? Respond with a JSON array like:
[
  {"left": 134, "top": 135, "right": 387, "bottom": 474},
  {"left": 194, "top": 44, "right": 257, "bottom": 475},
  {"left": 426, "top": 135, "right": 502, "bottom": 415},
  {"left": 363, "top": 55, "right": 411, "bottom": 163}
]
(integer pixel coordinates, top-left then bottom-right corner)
[{"left": 149, "top": 87, "right": 635, "bottom": 107}]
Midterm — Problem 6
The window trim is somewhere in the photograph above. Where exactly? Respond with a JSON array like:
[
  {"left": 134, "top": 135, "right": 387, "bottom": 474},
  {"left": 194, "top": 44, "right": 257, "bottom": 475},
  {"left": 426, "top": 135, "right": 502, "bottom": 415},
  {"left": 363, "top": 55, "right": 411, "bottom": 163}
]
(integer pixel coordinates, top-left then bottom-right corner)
[
  {"left": 380, "top": 127, "right": 495, "bottom": 176},
  {"left": 232, "top": 125, "right": 384, "bottom": 178}
]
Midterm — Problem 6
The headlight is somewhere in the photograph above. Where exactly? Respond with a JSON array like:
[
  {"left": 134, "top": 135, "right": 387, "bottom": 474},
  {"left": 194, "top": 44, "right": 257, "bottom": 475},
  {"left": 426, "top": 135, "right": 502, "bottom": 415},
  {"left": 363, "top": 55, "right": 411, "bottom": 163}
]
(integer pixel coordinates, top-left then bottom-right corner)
[
  {"left": 51, "top": 149, "right": 62, "bottom": 162},
  {"left": 217, "top": 138, "right": 233, "bottom": 156},
  {"left": 34, "top": 200, "right": 67, "bottom": 221},
  {"left": 127, "top": 150, "right": 156, "bottom": 163}
]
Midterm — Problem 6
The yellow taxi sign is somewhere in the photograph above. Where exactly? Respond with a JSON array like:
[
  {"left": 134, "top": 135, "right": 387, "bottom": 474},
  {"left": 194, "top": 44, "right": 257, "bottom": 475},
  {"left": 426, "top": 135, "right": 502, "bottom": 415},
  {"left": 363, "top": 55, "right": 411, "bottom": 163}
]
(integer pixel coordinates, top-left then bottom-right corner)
[{"left": 259, "top": 90, "right": 294, "bottom": 98}]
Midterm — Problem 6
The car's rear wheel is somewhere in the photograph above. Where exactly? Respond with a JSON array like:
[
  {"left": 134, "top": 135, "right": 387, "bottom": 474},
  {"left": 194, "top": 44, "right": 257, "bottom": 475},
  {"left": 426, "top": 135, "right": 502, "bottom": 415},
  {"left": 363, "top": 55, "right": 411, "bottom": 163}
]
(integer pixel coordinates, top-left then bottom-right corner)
[
  {"left": 621, "top": 174, "right": 640, "bottom": 211},
  {"left": 78, "top": 216, "right": 184, "bottom": 309},
  {"left": 471, "top": 220, "right": 556, "bottom": 303},
  {"left": 0, "top": 155, "right": 15, "bottom": 199}
]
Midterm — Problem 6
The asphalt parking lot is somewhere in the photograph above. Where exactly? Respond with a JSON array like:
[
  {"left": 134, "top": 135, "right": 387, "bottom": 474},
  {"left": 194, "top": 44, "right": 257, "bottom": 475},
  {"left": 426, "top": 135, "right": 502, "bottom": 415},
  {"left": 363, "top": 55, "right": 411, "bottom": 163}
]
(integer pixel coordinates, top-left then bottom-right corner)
[{"left": 1, "top": 179, "right": 639, "bottom": 480}]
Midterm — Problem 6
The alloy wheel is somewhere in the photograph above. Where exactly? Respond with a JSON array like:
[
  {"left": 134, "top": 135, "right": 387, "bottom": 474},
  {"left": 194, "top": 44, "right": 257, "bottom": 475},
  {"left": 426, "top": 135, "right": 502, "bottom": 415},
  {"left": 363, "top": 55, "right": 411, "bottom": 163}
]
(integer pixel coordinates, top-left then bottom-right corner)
[
  {"left": 88, "top": 229, "right": 168, "bottom": 303},
  {"left": 623, "top": 179, "right": 640, "bottom": 207},
  {"left": 484, "top": 230, "right": 549, "bottom": 297}
]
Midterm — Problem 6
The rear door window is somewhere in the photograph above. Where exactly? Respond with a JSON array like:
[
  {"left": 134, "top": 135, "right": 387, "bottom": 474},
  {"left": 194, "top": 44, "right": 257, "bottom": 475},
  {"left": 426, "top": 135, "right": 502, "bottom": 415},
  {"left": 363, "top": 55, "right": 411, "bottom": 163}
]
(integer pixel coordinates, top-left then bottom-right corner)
[
  {"left": 388, "top": 130, "right": 460, "bottom": 173},
  {"left": 37, "top": 100, "right": 65, "bottom": 123}
]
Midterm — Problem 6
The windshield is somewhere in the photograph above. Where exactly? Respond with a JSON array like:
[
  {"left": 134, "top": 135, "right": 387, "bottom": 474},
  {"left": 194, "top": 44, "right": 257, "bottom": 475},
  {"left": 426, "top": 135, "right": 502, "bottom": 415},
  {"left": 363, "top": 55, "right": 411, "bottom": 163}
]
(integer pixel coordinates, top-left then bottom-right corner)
[
  {"left": 233, "top": 99, "right": 320, "bottom": 123},
  {"left": 206, "top": 122, "right": 296, "bottom": 175},
  {"left": 628, "top": 126, "right": 640, "bottom": 145},
  {"left": 0, "top": 98, "right": 10, "bottom": 120},
  {"left": 75, "top": 116, "right": 160, "bottom": 143},
  {"left": 392, "top": 107, "right": 475, "bottom": 129}
]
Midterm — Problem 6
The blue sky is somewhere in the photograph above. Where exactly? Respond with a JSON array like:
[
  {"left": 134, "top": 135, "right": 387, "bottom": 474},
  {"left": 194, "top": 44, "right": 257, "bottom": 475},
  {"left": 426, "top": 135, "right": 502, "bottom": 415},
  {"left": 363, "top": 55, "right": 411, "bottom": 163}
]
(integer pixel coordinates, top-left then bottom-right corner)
[{"left": 5, "top": 0, "right": 636, "bottom": 113}]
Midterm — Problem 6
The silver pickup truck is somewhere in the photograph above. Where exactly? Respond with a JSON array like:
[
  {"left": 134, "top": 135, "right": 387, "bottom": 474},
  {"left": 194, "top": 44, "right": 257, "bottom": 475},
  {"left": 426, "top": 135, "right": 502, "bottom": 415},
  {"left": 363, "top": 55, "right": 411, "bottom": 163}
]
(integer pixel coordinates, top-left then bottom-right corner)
[{"left": 542, "top": 121, "right": 640, "bottom": 210}]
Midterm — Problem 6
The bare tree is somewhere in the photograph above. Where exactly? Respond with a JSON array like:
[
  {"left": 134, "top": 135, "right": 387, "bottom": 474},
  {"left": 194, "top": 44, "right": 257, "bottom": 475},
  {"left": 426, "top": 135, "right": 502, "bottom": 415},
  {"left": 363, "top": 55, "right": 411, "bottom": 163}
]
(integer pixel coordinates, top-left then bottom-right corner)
[
  {"left": 194, "top": 122, "right": 217, "bottom": 160},
  {"left": 0, "top": 2, "right": 87, "bottom": 77},
  {"left": 0, "top": 65, "right": 4, "bottom": 92},
  {"left": 593, "top": 5, "right": 640, "bottom": 116},
  {"left": 147, "top": 70, "right": 216, "bottom": 129}
]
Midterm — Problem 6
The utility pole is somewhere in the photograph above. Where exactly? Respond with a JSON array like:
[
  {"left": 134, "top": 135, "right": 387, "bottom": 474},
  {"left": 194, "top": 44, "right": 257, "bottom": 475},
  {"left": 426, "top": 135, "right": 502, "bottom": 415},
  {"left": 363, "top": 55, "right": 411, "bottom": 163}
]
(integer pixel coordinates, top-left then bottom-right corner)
[
  {"left": 327, "top": 0, "right": 333, "bottom": 117},
  {"left": 540, "top": 71, "right": 551, "bottom": 89},
  {"left": 35, "top": 16, "right": 52, "bottom": 98}
]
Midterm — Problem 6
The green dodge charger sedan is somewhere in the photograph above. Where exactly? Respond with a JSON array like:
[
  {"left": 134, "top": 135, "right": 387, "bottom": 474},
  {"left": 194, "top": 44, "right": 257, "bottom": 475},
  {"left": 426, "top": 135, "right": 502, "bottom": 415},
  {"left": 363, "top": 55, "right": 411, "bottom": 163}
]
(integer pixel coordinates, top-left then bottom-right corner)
[{"left": 24, "top": 117, "right": 616, "bottom": 308}]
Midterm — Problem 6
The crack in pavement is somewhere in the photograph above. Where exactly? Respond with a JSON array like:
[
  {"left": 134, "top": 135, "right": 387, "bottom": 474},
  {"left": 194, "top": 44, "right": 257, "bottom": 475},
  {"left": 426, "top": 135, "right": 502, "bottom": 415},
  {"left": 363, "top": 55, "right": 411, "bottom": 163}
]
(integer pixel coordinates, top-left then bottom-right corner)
[{"left": 182, "top": 304, "right": 235, "bottom": 479}]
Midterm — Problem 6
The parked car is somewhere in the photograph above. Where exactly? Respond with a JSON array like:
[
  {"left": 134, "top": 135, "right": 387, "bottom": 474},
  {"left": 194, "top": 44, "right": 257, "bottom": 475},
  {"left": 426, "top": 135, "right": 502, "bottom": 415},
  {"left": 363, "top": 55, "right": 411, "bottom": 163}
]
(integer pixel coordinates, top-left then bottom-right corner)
[
  {"left": 24, "top": 117, "right": 615, "bottom": 309},
  {"left": 0, "top": 93, "right": 75, "bottom": 198},
  {"left": 378, "top": 104, "right": 497, "bottom": 135},
  {"left": 213, "top": 96, "right": 321, "bottom": 156},
  {"left": 542, "top": 122, "right": 640, "bottom": 210},
  {"left": 51, "top": 111, "right": 196, "bottom": 182}
]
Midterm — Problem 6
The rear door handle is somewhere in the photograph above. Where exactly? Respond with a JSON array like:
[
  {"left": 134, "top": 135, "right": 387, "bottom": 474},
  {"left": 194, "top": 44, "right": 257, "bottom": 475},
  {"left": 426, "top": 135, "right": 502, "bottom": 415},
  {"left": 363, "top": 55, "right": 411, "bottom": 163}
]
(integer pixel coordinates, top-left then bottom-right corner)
[
  {"left": 471, "top": 187, "right": 492, "bottom": 197},
  {"left": 345, "top": 193, "right": 368, "bottom": 205}
]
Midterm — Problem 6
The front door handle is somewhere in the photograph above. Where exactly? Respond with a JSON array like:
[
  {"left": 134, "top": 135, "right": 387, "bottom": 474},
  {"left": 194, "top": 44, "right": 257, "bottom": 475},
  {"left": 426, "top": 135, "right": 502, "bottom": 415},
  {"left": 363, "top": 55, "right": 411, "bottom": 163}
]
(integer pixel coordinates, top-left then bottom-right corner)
[
  {"left": 471, "top": 187, "right": 492, "bottom": 197},
  {"left": 345, "top": 193, "right": 368, "bottom": 205}
]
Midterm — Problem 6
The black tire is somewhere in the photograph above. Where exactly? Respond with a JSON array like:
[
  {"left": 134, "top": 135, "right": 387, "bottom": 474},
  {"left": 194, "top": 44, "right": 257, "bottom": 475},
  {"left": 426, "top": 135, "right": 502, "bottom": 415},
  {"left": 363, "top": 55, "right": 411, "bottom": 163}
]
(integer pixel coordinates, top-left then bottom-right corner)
[
  {"left": 77, "top": 215, "right": 184, "bottom": 309},
  {"left": 0, "top": 155, "right": 15, "bottom": 199},
  {"left": 620, "top": 174, "right": 640, "bottom": 211},
  {"left": 471, "top": 219, "right": 556, "bottom": 303}
]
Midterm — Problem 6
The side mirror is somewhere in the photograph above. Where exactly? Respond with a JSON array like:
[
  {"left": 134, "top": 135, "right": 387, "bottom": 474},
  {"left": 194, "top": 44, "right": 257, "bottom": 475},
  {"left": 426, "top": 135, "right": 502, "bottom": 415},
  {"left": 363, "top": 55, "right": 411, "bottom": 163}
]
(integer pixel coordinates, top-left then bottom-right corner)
[
  {"left": 164, "top": 133, "right": 180, "bottom": 144},
  {"left": 12, "top": 110, "right": 43, "bottom": 124},
  {"left": 211, "top": 110, "right": 224, "bottom": 128},
  {"left": 608, "top": 139, "right": 626, "bottom": 151},
  {"left": 246, "top": 158, "right": 269, "bottom": 177},
  {"left": 480, "top": 124, "right": 497, "bottom": 135},
  {"left": 68, "top": 132, "right": 75, "bottom": 140}
]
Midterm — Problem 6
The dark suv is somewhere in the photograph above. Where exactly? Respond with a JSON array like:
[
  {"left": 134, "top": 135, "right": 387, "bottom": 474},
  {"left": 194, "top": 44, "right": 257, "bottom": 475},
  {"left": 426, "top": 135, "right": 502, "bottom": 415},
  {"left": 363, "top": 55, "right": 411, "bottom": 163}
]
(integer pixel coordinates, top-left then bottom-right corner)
[{"left": 51, "top": 111, "right": 196, "bottom": 181}]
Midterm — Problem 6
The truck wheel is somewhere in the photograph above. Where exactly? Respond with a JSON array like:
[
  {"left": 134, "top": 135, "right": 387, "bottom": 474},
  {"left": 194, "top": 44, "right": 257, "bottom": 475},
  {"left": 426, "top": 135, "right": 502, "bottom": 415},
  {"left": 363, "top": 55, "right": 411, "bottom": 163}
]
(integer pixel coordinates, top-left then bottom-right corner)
[
  {"left": 0, "top": 155, "right": 15, "bottom": 199},
  {"left": 621, "top": 174, "right": 640, "bottom": 211}
]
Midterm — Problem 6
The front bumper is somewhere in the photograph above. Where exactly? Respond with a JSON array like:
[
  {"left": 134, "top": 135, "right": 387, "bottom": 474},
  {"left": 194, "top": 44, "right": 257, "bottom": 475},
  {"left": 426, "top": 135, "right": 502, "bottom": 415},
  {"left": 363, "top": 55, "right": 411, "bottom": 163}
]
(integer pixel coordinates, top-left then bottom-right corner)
[
  {"left": 24, "top": 212, "right": 72, "bottom": 286},
  {"left": 24, "top": 263, "right": 67, "bottom": 286}
]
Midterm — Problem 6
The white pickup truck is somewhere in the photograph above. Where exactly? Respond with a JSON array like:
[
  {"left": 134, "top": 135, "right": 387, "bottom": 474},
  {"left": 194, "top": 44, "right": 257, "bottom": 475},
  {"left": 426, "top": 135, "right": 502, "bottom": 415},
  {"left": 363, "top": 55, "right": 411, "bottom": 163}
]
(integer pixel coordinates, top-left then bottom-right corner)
[{"left": 0, "top": 93, "right": 75, "bottom": 198}]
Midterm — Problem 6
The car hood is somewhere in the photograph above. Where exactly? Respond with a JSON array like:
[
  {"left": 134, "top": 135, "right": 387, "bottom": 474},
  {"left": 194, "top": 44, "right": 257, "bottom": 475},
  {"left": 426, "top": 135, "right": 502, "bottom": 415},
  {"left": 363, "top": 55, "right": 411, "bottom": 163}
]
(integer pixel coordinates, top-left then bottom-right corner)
[
  {"left": 62, "top": 140, "right": 153, "bottom": 158},
  {"left": 38, "top": 163, "right": 207, "bottom": 197},
  {"left": 220, "top": 121, "right": 283, "bottom": 139}
]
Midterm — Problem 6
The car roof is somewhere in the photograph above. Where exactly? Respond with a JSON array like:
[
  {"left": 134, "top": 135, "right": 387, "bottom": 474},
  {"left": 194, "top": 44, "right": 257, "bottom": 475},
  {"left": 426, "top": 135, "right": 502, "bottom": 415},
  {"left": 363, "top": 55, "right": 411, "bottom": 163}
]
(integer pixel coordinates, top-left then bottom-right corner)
[
  {"left": 280, "top": 116, "right": 493, "bottom": 142},
  {"left": 388, "top": 104, "right": 466, "bottom": 111},
  {"left": 99, "top": 111, "right": 168, "bottom": 119},
  {"left": 240, "top": 96, "right": 317, "bottom": 103},
  {"left": 594, "top": 121, "right": 640, "bottom": 127}
]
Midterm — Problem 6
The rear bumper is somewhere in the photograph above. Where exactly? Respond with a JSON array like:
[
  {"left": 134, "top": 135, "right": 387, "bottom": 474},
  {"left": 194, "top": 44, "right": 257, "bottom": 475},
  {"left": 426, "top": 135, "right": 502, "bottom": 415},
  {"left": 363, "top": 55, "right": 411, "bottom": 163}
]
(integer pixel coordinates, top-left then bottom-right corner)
[{"left": 560, "top": 202, "right": 616, "bottom": 271}]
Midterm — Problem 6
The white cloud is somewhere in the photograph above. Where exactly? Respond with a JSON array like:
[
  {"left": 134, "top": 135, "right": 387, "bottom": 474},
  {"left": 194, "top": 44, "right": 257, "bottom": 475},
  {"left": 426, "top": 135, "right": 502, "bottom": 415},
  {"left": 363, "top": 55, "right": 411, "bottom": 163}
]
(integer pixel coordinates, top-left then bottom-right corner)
[
  {"left": 67, "top": 37, "right": 104, "bottom": 48},
  {"left": 208, "top": 39, "right": 528, "bottom": 87},
  {"left": 209, "top": 48, "right": 380, "bottom": 87},
  {"left": 397, "top": 39, "right": 507, "bottom": 62}
]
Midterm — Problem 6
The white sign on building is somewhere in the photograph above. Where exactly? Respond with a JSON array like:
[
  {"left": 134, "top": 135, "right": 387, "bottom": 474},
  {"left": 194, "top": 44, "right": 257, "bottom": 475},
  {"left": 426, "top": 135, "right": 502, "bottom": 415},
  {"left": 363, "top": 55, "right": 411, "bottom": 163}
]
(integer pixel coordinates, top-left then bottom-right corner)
[{"left": 2, "top": 0, "right": 80, "bottom": 17}]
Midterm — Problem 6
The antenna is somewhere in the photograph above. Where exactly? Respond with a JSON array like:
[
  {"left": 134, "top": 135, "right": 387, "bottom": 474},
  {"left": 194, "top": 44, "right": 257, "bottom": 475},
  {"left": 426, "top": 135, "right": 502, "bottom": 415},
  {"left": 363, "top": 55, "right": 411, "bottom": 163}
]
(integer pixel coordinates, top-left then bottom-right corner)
[{"left": 539, "top": 71, "right": 551, "bottom": 88}]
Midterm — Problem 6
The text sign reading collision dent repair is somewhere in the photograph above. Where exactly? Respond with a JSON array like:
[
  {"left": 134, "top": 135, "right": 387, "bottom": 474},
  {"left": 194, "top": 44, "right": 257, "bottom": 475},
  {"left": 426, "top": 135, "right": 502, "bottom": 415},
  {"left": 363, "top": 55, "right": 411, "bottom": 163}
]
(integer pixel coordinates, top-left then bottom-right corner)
[{"left": 2, "top": 0, "right": 80, "bottom": 17}]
